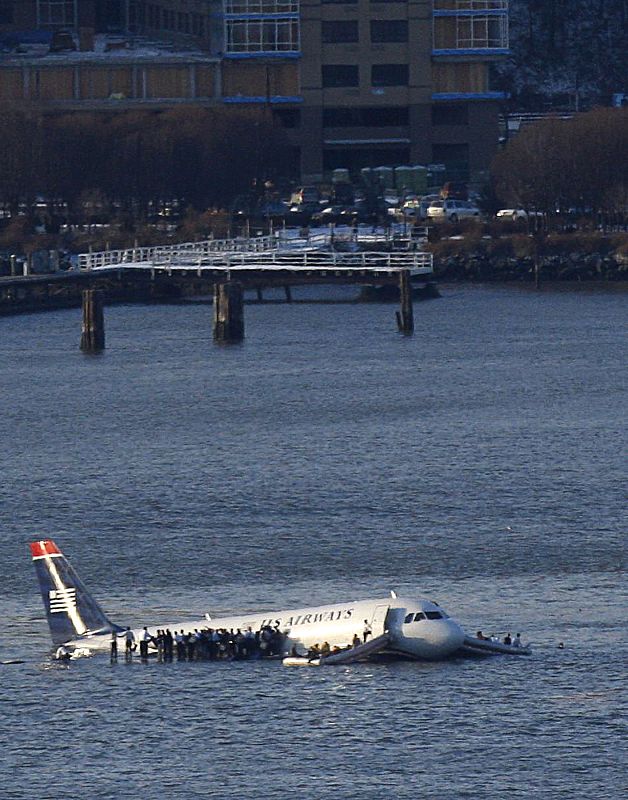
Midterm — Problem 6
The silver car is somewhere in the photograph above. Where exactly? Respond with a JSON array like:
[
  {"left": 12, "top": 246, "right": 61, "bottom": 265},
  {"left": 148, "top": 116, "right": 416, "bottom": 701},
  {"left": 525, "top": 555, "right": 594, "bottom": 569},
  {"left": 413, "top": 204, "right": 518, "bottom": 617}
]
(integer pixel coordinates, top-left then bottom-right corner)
[
  {"left": 496, "top": 208, "right": 544, "bottom": 221},
  {"left": 427, "top": 199, "right": 481, "bottom": 222},
  {"left": 398, "top": 194, "right": 441, "bottom": 220}
]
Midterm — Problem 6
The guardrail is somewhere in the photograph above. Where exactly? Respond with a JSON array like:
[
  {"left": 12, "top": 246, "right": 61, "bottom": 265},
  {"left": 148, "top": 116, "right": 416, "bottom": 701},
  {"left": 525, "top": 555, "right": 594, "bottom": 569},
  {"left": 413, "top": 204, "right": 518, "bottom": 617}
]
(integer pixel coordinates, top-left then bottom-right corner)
[
  {"left": 78, "top": 227, "right": 431, "bottom": 271},
  {"left": 90, "top": 249, "right": 433, "bottom": 274},
  {"left": 77, "top": 235, "right": 279, "bottom": 270},
  {"left": 276, "top": 227, "right": 428, "bottom": 249}
]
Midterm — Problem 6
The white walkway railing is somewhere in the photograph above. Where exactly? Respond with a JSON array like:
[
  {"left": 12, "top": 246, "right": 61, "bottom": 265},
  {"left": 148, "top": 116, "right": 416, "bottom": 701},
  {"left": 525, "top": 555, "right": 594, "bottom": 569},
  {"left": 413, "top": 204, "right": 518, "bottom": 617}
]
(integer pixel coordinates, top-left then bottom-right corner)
[
  {"left": 78, "top": 226, "right": 430, "bottom": 271},
  {"left": 78, "top": 235, "right": 278, "bottom": 270},
  {"left": 88, "top": 249, "right": 433, "bottom": 275}
]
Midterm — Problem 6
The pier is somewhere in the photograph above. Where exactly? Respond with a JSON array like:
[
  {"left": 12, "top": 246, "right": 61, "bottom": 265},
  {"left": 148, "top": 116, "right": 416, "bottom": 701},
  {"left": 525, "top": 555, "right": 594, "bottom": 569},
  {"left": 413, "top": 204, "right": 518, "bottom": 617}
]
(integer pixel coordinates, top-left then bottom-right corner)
[{"left": 0, "top": 229, "right": 433, "bottom": 343}]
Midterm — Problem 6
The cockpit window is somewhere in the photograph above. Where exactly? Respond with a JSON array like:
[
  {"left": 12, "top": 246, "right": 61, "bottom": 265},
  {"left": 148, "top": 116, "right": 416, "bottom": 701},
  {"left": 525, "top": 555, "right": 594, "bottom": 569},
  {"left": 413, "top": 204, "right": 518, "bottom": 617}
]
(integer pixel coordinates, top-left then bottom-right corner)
[
  {"left": 414, "top": 612, "right": 426, "bottom": 622},
  {"left": 425, "top": 611, "right": 443, "bottom": 620},
  {"left": 404, "top": 613, "right": 414, "bottom": 623}
]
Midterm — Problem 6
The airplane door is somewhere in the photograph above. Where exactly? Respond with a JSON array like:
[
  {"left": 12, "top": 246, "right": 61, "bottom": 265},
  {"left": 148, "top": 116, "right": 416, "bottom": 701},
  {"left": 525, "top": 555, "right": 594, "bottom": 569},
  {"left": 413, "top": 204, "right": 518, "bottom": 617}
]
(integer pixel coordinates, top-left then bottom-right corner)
[{"left": 370, "top": 604, "right": 390, "bottom": 636}]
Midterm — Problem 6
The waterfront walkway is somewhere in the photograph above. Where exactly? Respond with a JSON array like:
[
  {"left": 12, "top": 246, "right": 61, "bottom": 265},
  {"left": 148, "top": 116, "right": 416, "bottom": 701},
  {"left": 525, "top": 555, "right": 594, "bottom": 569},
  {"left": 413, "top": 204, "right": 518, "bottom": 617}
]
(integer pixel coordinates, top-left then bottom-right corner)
[
  {"left": 77, "top": 227, "right": 432, "bottom": 275},
  {"left": 0, "top": 228, "right": 432, "bottom": 322}
]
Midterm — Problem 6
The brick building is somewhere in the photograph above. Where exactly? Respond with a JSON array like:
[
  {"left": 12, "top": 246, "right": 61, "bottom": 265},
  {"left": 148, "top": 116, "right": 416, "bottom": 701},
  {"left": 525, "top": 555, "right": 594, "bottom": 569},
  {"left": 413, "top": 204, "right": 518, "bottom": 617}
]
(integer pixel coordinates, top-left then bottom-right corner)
[{"left": 0, "top": 0, "right": 509, "bottom": 183}]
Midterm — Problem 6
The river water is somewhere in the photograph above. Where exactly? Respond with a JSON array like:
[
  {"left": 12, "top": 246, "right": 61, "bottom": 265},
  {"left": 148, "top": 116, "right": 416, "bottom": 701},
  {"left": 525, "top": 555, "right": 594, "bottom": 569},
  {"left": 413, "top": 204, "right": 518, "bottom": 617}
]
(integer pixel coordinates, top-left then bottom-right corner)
[{"left": 0, "top": 285, "right": 625, "bottom": 799}]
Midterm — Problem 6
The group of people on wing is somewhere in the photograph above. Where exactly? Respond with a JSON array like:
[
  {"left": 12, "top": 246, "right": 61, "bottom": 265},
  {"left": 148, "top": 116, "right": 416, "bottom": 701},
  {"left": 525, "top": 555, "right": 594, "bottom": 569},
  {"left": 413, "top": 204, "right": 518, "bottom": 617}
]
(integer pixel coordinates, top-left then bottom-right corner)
[
  {"left": 111, "top": 622, "right": 286, "bottom": 662},
  {"left": 297, "top": 618, "right": 373, "bottom": 662},
  {"left": 111, "top": 617, "right": 377, "bottom": 664}
]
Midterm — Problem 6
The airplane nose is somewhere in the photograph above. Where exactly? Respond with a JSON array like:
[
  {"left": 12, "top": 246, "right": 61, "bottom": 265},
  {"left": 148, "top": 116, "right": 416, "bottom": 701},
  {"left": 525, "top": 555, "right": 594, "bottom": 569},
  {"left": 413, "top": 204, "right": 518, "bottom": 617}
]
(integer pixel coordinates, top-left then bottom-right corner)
[
  {"left": 448, "top": 620, "right": 465, "bottom": 648},
  {"left": 433, "top": 620, "right": 465, "bottom": 654}
]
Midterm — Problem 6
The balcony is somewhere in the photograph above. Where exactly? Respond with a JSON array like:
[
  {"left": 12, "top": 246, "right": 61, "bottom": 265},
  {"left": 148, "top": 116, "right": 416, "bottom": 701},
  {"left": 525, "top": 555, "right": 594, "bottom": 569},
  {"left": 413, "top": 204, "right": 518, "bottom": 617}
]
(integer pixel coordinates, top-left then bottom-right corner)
[
  {"left": 224, "top": 0, "right": 299, "bottom": 12},
  {"left": 433, "top": 1, "right": 507, "bottom": 12},
  {"left": 223, "top": 0, "right": 301, "bottom": 57}
]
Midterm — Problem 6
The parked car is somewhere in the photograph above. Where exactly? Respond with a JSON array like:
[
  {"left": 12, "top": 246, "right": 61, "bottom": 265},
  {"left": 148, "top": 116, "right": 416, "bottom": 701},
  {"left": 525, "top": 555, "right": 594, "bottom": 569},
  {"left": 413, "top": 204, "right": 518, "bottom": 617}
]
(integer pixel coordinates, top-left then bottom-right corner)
[
  {"left": 331, "top": 183, "right": 355, "bottom": 205},
  {"left": 383, "top": 188, "right": 400, "bottom": 207},
  {"left": 311, "top": 205, "right": 358, "bottom": 225},
  {"left": 256, "top": 200, "right": 289, "bottom": 220},
  {"left": 496, "top": 208, "right": 544, "bottom": 221},
  {"left": 427, "top": 199, "right": 481, "bottom": 222},
  {"left": 398, "top": 194, "right": 441, "bottom": 220}
]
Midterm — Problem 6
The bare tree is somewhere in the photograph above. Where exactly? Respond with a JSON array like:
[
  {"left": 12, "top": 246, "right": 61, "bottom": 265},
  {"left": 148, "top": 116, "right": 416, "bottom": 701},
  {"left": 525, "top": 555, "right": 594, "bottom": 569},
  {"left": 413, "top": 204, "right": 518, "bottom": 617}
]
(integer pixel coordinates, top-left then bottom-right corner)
[{"left": 491, "top": 107, "right": 628, "bottom": 217}]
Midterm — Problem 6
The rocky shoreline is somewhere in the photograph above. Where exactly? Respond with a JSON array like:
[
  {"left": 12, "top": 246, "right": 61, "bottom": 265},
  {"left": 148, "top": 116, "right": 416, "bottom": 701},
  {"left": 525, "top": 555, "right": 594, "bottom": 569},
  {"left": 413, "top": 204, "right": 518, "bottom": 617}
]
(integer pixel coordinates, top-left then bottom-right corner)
[{"left": 433, "top": 252, "right": 628, "bottom": 284}]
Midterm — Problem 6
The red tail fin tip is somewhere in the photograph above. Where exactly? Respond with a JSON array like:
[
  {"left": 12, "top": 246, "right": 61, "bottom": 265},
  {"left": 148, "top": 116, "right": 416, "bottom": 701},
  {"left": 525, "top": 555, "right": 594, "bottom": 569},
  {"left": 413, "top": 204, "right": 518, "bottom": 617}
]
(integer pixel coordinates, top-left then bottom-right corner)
[{"left": 30, "top": 540, "right": 62, "bottom": 558}]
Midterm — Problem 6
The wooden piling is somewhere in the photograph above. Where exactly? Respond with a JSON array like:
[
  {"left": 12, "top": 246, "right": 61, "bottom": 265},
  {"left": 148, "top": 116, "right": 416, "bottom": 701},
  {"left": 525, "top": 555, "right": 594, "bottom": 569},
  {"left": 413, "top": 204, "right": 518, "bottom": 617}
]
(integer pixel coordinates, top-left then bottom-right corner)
[
  {"left": 533, "top": 229, "right": 544, "bottom": 290},
  {"left": 80, "top": 289, "right": 105, "bottom": 352},
  {"left": 396, "top": 270, "right": 414, "bottom": 334},
  {"left": 284, "top": 285, "right": 293, "bottom": 303},
  {"left": 213, "top": 281, "right": 244, "bottom": 343},
  {"left": 534, "top": 255, "right": 541, "bottom": 290}
]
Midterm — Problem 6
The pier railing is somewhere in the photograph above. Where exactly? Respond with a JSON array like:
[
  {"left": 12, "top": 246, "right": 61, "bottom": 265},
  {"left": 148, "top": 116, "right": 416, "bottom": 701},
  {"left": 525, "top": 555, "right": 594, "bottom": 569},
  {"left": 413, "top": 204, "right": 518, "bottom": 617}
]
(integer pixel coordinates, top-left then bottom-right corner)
[
  {"left": 90, "top": 249, "right": 433, "bottom": 274},
  {"left": 77, "top": 235, "right": 279, "bottom": 270},
  {"left": 78, "top": 226, "right": 430, "bottom": 271}
]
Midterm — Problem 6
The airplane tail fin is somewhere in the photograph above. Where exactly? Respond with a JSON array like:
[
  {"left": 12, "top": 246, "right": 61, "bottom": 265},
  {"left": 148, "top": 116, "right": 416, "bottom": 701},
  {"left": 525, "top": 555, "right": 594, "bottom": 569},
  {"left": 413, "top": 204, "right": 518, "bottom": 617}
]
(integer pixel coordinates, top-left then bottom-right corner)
[{"left": 30, "top": 539, "right": 121, "bottom": 646}]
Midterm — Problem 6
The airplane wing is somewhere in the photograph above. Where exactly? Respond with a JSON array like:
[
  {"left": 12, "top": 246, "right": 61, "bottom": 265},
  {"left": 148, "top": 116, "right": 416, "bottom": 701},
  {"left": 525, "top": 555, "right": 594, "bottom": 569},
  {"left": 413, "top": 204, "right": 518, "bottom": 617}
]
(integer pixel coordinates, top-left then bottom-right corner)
[{"left": 461, "top": 635, "right": 531, "bottom": 656}]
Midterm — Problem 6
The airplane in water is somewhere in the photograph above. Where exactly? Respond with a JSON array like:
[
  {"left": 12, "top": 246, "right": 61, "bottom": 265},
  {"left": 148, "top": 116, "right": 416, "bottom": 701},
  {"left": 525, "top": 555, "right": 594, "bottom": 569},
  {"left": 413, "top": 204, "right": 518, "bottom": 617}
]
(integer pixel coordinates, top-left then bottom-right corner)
[{"left": 30, "top": 539, "right": 528, "bottom": 661}]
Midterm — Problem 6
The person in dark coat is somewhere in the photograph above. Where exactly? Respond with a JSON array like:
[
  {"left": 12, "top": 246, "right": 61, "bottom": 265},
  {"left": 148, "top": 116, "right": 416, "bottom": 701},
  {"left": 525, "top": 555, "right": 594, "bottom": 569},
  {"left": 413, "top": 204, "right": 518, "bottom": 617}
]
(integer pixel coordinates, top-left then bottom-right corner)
[{"left": 164, "top": 629, "right": 174, "bottom": 661}]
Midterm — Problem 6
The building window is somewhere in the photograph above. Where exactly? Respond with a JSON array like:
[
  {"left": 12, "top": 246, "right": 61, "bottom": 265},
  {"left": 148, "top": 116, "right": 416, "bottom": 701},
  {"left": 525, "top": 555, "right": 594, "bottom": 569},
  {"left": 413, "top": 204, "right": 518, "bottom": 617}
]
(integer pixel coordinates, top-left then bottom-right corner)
[
  {"left": 322, "top": 65, "right": 359, "bottom": 88},
  {"left": 273, "top": 109, "right": 301, "bottom": 128},
  {"left": 147, "top": 5, "right": 160, "bottom": 29},
  {"left": 225, "top": 0, "right": 299, "bottom": 11},
  {"left": 323, "top": 147, "right": 410, "bottom": 171},
  {"left": 226, "top": 19, "right": 300, "bottom": 52},
  {"left": 370, "top": 20, "right": 408, "bottom": 43},
  {"left": 322, "top": 21, "right": 358, "bottom": 44},
  {"left": 457, "top": 16, "right": 505, "bottom": 49},
  {"left": 191, "top": 14, "right": 206, "bottom": 37},
  {"left": 432, "top": 143, "right": 469, "bottom": 181},
  {"left": 163, "top": 10, "right": 175, "bottom": 31},
  {"left": 323, "top": 106, "right": 409, "bottom": 126},
  {"left": 432, "top": 104, "right": 468, "bottom": 125},
  {"left": 433, "top": 7, "right": 508, "bottom": 51},
  {"left": 224, "top": 2, "right": 300, "bottom": 53},
  {"left": 37, "top": 0, "right": 78, "bottom": 28},
  {"left": 0, "top": 1, "right": 14, "bottom": 24},
  {"left": 322, "top": 0, "right": 357, "bottom": 4},
  {"left": 371, "top": 64, "right": 408, "bottom": 86}
]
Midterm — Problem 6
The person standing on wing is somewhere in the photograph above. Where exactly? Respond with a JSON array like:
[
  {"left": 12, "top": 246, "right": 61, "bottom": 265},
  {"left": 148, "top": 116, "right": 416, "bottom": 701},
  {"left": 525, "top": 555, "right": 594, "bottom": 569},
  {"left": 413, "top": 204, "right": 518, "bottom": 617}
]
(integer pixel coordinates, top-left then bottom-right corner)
[
  {"left": 139, "top": 626, "right": 152, "bottom": 660},
  {"left": 123, "top": 626, "right": 136, "bottom": 660},
  {"left": 110, "top": 629, "right": 118, "bottom": 662}
]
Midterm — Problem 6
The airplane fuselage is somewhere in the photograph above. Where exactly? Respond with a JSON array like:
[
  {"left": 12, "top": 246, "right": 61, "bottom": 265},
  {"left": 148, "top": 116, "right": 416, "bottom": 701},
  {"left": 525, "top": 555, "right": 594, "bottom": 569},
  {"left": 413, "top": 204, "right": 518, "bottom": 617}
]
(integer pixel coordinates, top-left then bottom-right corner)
[
  {"left": 66, "top": 596, "right": 465, "bottom": 661},
  {"left": 30, "top": 540, "right": 465, "bottom": 661}
]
